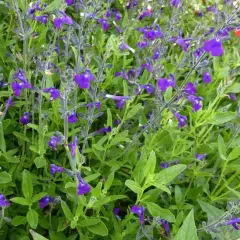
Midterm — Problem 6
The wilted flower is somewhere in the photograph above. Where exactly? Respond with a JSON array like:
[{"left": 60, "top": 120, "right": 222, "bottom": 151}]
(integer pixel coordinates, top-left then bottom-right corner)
[
  {"left": 158, "top": 74, "right": 176, "bottom": 91},
  {"left": 43, "top": 87, "right": 60, "bottom": 100},
  {"left": 203, "top": 72, "right": 212, "bottom": 83},
  {"left": 20, "top": 112, "right": 31, "bottom": 125},
  {"left": 131, "top": 205, "right": 145, "bottom": 224},
  {"left": 0, "top": 193, "right": 10, "bottom": 207},
  {"left": 68, "top": 112, "right": 78, "bottom": 123},
  {"left": 77, "top": 174, "right": 91, "bottom": 195},
  {"left": 203, "top": 38, "right": 224, "bottom": 57},
  {"left": 39, "top": 195, "right": 54, "bottom": 209},
  {"left": 174, "top": 112, "right": 187, "bottom": 128},
  {"left": 187, "top": 95, "right": 203, "bottom": 112},
  {"left": 75, "top": 70, "right": 95, "bottom": 89},
  {"left": 50, "top": 164, "right": 64, "bottom": 175},
  {"left": 184, "top": 82, "right": 196, "bottom": 95},
  {"left": 68, "top": 136, "right": 78, "bottom": 156}
]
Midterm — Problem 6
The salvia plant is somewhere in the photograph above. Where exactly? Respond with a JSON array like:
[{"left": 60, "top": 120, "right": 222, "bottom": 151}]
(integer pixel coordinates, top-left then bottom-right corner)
[{"left": 0, "top": 0, "right": 240, "bottom": 239}]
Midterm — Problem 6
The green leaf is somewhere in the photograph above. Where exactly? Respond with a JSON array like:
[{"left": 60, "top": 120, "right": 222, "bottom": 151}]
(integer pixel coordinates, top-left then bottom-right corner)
[
  {"left": 44, "top": 0, "right": 62, "bottom": 12},
  {"left": 104, "top": 172, "right": 114, "bottom": 192},
  {"left": 34, "top": 156, "right": 46, "bottom": 168},
  {"left": 218, "top": 135, "right": 227, "bottom": 160},
  {"left": 87, "top": 220, "right": 108, "bottom": 236},
  {"left": 174, "top": 210, "right": 198, "bottom": 240},
  {"left": 84, "top": 173, "right": 100, "bottom": 183},
  {"left": 80, "top": 218, "right": 100, "bottom": 227},
  {"left": 22, "top": 170, "right": 33, "bottom": 200},
  {"left": 27, "top": 209, "right": 38, "bottom": 229},
  {"left": 208, "top": 112, "right": 236, "bottom": 125},
  {"left": 61, "top": 201, "right": 74, "bottom": 221},
  {"left": 144, "top": 151, "right": 156, "bottom": 177},
  {"left": 10, "top": 197, "right": 29, "bottom": 206},
  {"left": 228, "top": 146, "right": 240, "bottom": 161},
  {"left": 27, "top": 123, "right": 40, "bottom": 133},
  {"left": 226, "top": 83, "right": 240, "bottom": 93},
  {"left": 154, "top": 164, "right": 186, "bottom": 185},
  {"left": 107, "top": 108, "right": 112, "bottom": 128},
  {"left": 125, "top": 180, "right": 142, "bottom": 194},
  {"left": 30, "top": 229, "right": 49, "bottom": 240},
  {"left": 146, "top": 202, "right": 175, "bottom": 222},
  {"left": 13, "top": 132, "right": 30, "bottom": 142},
  {"left": 11, "top": 216, "right": 27, "bottom": 226},
  {"left": 0, "top": 171, "right": 12, "bottom": 184},
  {"left": 0, "top": 123, "right": 6, "bottom": 153},
  {"left": 32, "top": 192, "right": 48, "bottom": 203},
  {"left": 126, "top": 104, "right": 143, "bottom": 120},
  {"left": 152, "top": 183, "right": 171, "bottom": 194}
]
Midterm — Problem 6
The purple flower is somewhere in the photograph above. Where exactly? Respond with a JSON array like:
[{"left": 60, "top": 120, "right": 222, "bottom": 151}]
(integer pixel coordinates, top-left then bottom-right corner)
[
  {"left": 203, "top": 72, "right": 212, "bottom": 83},
  {"left": 174, "top": 112, "right": 187, "bottom": 128},
  {"left": 20, "top": 112, "right": 31, "bottom": 125},
  {"left": 12, "top": 82, "right": 32, "bottom": 97},
  {"left": 137, "top": 40, "right": 149, "bottom": 49},
  {"left": 112, "top": 9, "right": 121, "bottom": 21},
  {"left": 226, "top": 218, "right": 240, "bottom": 230},
  {"left": 77, "top": 174, "right": 91, "bottom": 195},
  {"left": 35, "top": 14, "right": 48, "bottom": 24},
  {"left": 115, "top": 69, "right": 129, "bottom": 80},
  {"left": 113, "top": 207, "right": 120, "bottom": 216},
  {"left": 53, "top": 12, "right": 73, "bottom": 29},
  {"left": 27, "top": 0, "right": 42, "bottom": 15},
  {"left": 196, "top": 153, "right": 207, "bottom": 160},
  {"left": 97, "top": 18, "right": 109, "bottom": 32},
  {"left": 43, "top": 87, "right": 60, "bottom": 100},
  {"left": 0, "top": 193, "right": 10, "bottom": 207},
  {"left": 68, "top": 136, "right": 78, "bottom": 156},
  {"left": 128, "top": 68, "right": 142, "bottom": 79},
  {"left": 153, "top": 48, "right": 160, "bottom": 61},
  {"left": 131, "top": 205, "right": 145, "bottom": 224},
  {"left": 203, "top": 38, "right": 224, "bottom": 57},
  {"left": 14, "top": 68, "right": 27, "bottom": 82},
  {"left": 74, "top": 70, "right": 95, "bottom": 89},
  {"left": 175, "top": 37, "right": 190, "bottom": 52},
  {"left": 114, "top": 22, "right": 122, "bottom": 33},
  {"left": 138, "top": 8, "right": 152, "bottom": 21},
  {"left": 158, "top": 74, "right": 176, "bottom": 91},
  {"left": 116, "top": 99, "right": 126, "bottom": 109},
  {"left": 137, "top": 25, "right": 163, "bottom": 41},
  {"left": 50, "top": 164, "right": 64, "bottom": 175},
  {"left": 48, "top": 135, "right": 62, "bottom": 150},
  {"left": 39, "top": 195, "right": 54, "bottom": 209},
  {"left": 137, "top": 84, "right": 154, "bottom": 95},
  {"left": 97, "top": 126, "right": 112, "bottom": 134},
  {"left": 193, "top": 48, "right": 204, "bottom": 59},
  {"left": 141, "top": 58, "right": 153, "bottom": 73},
  {"left": 161, "top": 219, "right": 170, "bottom": 235},
  {"left": 229, "top": 93, "right": 237, "bottom": 101},
  {"left": 170, "top": 0, "right": 180, "bottom": 7},
  {"left": 5, "top": 96, "right": 14, "bottom": 112},
  {"left": 68, "top": 112, "right": 78, "bottom": 123},
  {"left": 217, "top": 26, "right": 234, "bottom": 38},
  {"left": 184, "top": 82, "right": 196, "bottom": 95},
  {"left": 160, "top": 162, "right": 170, "bottom": 168},
  {"left": 114, "top": 119, "right": 121, "bottom": 126},
  {"left": 187, "top": 95, "right": 203, "bottom": 112},
  {"left": 86, "top": 101, "right": 101, "bottom": 109},
  {"left": 126, "top": 0, "right": 139, "bottom": 9},
  {"left": 105, "top": 9, "right": 111, "bottom": 18},
  {"left": 119, "top": 42, "right": 135, "bottom": 53},
  {"left": 207, "top": 4, "right": 218, "bottom": 15},
  {"left": 65, "top": 0, "right": 74, "bottom": 5}
]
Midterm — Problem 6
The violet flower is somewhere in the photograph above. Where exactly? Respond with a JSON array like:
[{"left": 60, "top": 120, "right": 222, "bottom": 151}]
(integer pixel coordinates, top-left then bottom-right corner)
[
  {"left": 65, "top": 0, "right": 74, "bottom": 6},
  {"left": 14, "top": 68, "right": 27, "bottom": 82},
  {"left": 116, "top": 99, "right": 126, "bottom": 109},
  {"left": 12, "top": 81, "right": 32, "bottom": 97},
  {"left": 137, "top": 84, "right": 154, "bottom": 95},
  {"left": 128, "top": 68, "right": 142, "bottom": 79},
  {"left": 86, "top": 101, "right": 101, "bottom": 109},
  {"left": 77, "top": 174, "right": 91, "bottom": 196},
  {"left": 131, "top": 205, "right": 145, "bottom": 224},
  {"left": 112, "top": 9, "right": 121, "bottom": 21},
  {"left": 39, "top": 195, "right": 54, "bottom": 209},
  {"left": 160, "top": 162, "right": 170, "bottom": 168},
  {"left": 119, "top": 42, "right": 135, "bottom": 53},
  {"left": 53, "top": 12, "right": 73, "bottom": 29},
  {"left": 48, "top": 135, "right": 62, "bottom": 150},
  {"left": 196, "top": 153, "right": 207, "bottom": 160},
  {"left": 50, "top": 164, "right": 64, "bottom": 175},
  {"left": 43, "top": 87, "right": 60, "bottom": 100},
  {"left": 35, "top": 14, "right": 48, "bottom": 24},
  {"left": 226, "top": 218, "right": 240, "bottom": 230},
  {"left": 175, "top": 37, "right": 190, "bottom": 52},
  {"left": 161, "top": 219, "right": 170, "bottom": 235},
  {"left": 115, "top": 69, "right": 129, "bottom": 80},
  {"left": 207, "top": 4, "right": 218, "bottom": 15},
  {"left": 74, "top": 70, "right": 95, "bottom": 89},
  {"left": 137, "top": 40, "right": 149, "bottom": 49},
  {"left": 27, "top": 0, "right": 42, "bottom": 15},
  {"left": 20, "top": 112, "right": 31, "bottom": 125},
  {"left": 113, "top": 207, "right": 120, "bottom": 216},
  {"left": 203, "top": 72, "right": 212, "bottom": 83},
  {"left": 202, "top": 38, "right": 224, "bottom": 57},
  {"left": 126, "top": 0, "right": 139, "bottom": 9},
  {"left": 174, "top": 112, "right": 187, "bottom": 128},
  {"left": 153, "top": 48, "right": 160, "bottom": 61},
  {"left": 0, "top": 193, "right": 11, "bottom": 207},
  {"left": 158, "top": 74, "right": 176, "bottom": 91},
  {"left": 68, "top": 136, "right": 78, "bottom": 156},
  {"left": 170, "top": 0, "right": 180, "bottom": 8},
  {"left": 5, "top": 96, "right": 14, "bottom": 112},
  {"left": 137, "top": 25, "right": 163, "bottom": 41},
  {"left": 187, "top": 95, "right": 203, "bottom": 112},
  {"left": 97, "top": 18, "right": 109, "bottom": 31},
  {"left": 97, "top": 126, "right": 112, "bottom": 134},
  {"left": 193, "top": 48, "right": 204, "bottom": 59},
  {"left": 141, "top": 58, "right": 153, "bottom": 73},
  {"left": 229, "top": 93, "right": 237, "bottom": 101},
  {"left": 184, "top": 82, "right": 196, "bottom": 95},
  {"left": 68, "top": 112, "right": 78, "bottom": 123},
  {"left": 138, "top": 8, "right": 152, "bottom": 21}
]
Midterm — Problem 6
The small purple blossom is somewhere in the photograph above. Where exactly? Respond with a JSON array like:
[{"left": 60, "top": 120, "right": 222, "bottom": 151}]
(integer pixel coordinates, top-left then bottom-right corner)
[
  {"left": 112, "top": 9, "right": 121, "bottom": 21},
  {"left": 43, "top": 87, "right": 60, "bottom": 100},
  {"left": 126, "top": 0, "right": 139, "bottom": 9},
  {"left": 170, "top": 0, "right": 180, "bottom": 8},
  {"left": 97, "top": 126, "right": 112, "bottom": 134},
  {"left": 27, "top": 1, "right": 42, "bottom": 15},
  {"left": 184, "top": 82, "right": 196, "bottom": 95},
  {"left": 12, "top": 82, "right": 32, "bottom": 97},
  {"left": 138, "top": 8, "right": 152, "bottom": 21},
  {"left": 229, "top": 93, "right": 237, "bottom": 101},
  {"left": 50, "top": 164, "right": 64, "bottom": 175},
  {"left": 175, "top": 37, "right": 190, "bottom": 52},
  {"left": 203, "top": 38, "right": 224, "bottom": 57},
  {"left": 137, "top": 84, "right": 154, "bottom": 95},
  {"left": 174, "top": 112, "right": 187, "bottom": 128},
  {"left": 131, "top": 205, "right": 145, "bottom": 224},
  {"left": 137, "top": 25, "right": 163, "bottom": 41},
  {"left": 116, "top": 99, "right": 126, "bottom": 109},
  {"left": 226, "top": 218, "right": 240, "bottom": 230},
  {"left": 48, "top": 135, "right": 62, "bottom": 150},
  {"left": 153, "top": 48, "right": 160, "bottom": 61},
  {"left": 97, "top": 18, "right": 109, "bottom": 32},
  {"left": 128, "top": 68, "right": 142, "bottom": 79},
  {"left": 114, "top": 119, "right": 121, "bottom": 126},
  {"left": 5, "top": 96, "right": 14, "bottom": 112},
  {"left": 68, "top": 112, "right": 78, "bottom": 123},
  {"left": 53, "top": 12, "right": 73, "bottom": 29},
  {"left": 119, "top": 42, "right": 135, "bottom": 53},
  {"left": 196, "top": 153, "right": 207, "bottom": 160},
  {"left": 35, "top": 14, "right": 48, "bottom": 24},
  {"left": 14, "top": 68, "right": 27, "bottom": 82},
  {"left": 207, "top": 4, "right": 218, "bottom": 15},
  {"left": 113, "top": 207, "right": 120, "bottom": 216},
  {"left": 141, "top": 58, "right": 153, "bottom": 73},
  {"left": 137, "top": 40, "right": 149, "bottom": 49},
  {"left": 74, "top": 70, "right": 95, "bottom": 89},
  {"left": 160, "top": 162, "right": 170, "bottom": 168},
  {"left": 86, "top": 101, "right": 101, "bottom": 109},
  {"left": 203, "top": 72, "right": 212, "bottom": 83},
  {"left": 161, "top": 219, "right": 170, "bottom": 235},
  {"left": 187, "top": 95, "right": 203, "bottom": 112},
  {"left": 115, "top": 69, "right": 129, "bottom": 80},
  {"left": 158, "top": 74, "right": 176, "bottom": 91},
  {"left": 77, "top": 174, "right": 91, "bottom": 196},
  {"left": 20, "top": 112, "right": 31, "bottom": 125},
  {"left": 193, "top": 48, "right": 204, "bottom": 59},
  {"left": 65, "top": 0, "right": 74, "bottom": 6},
  {"left": 68, "top": 136, "right": 78, "bottom": 156},
  {"left": 39, "top": 195, "right": 54, "bottom": 209},
  {"left": 0, "top": 193, "right": 11, "bottom": 207}
]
